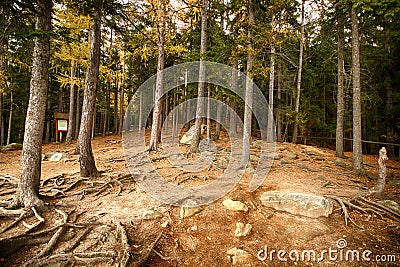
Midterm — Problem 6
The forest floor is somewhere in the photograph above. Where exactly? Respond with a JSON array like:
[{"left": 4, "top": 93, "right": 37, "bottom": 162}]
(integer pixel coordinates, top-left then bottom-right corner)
[{"left": 0, "top": 132, "right": 399, "bottom": 266}]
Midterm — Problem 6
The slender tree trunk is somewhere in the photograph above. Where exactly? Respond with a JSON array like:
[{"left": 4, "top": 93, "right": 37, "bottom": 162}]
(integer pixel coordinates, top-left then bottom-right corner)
[
  {"left": 276, "top": 61, "right": 282, "bottom": 142},
  {"left": 206, "top": 84, "right": 211, "bottom": 140},
  {"left": 229, "top": 64, "right": 238, "bottom": 137},
  {"left": 75, "top": 86, "right": 80, "bottom": 140},
  {"left": 292, "top": 0, "right": 305, "bottom": 144},
  {"left": 6, "top": 89, "right": 12, "bottom": 145},
  {"left": 336, "top": 5, "right": 345, "bottom": 158},
  {"left": 76, "top": 10, "right": 101, "bottom": 177},
  {"left": 58, "top": 86, "right": 63, "bottom": 112},
  {"left": 0, "top": 91, "right": 3, "bottom": 146},
  {"left": 242, "top": 0, "right": 255, "bottom": 166},
  {"left": 215, "top": 91, "right": 221, "bottom": 140},
  {"left": 0, "top": 42, "right": 4, "bottom": 146},
  {"left": 102, "top": 89, "right": 110, "bottom": 137},
  {"left": 268, "top": 25, "right": 276, "bottom": 142},
  {"left": 14, "top": 0, "right": 52, "bottom": 208},
  {"left": 118, "top": 82, "right": 124, "bottom": 135},
  {"left": 189, "top": 0, "right": 208, "bottom": 153},
  {"left": 149, "top": 0, "right": 166, "bottom": 151},
  {"left": 351, "top": 6, "right": 364, "bottom": 175},
  {"left": 114, "top": 87, "right": 118, "bottom": 134},
  {"left": 66, "top": 62, "right": 75, "bottom": 145}
]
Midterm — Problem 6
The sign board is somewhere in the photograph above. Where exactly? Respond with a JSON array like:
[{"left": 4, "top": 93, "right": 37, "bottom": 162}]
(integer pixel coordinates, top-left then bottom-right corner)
[
  {"left": 57, "top": 119, "right": 68, "bottom": 131},
  {"left": 54, "top": 112, "right": 69, "bottom": 142}
]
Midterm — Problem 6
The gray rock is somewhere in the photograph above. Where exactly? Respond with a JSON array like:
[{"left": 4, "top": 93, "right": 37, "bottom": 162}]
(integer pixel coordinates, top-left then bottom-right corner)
[
  {"left": 234, "top": 222, "right": 252, "bottom": 237},
  {"left": 227, "top": 247, "right": 257, "bottom": 265},
  {"left": 260, "top": 191, "right": 333, "bottom": 218},
  {"left": 223, "top": 199, "right": 248, "bottom": 212},
  {"left": 0, "top": 143, "right": 22, "bottom": 151}
]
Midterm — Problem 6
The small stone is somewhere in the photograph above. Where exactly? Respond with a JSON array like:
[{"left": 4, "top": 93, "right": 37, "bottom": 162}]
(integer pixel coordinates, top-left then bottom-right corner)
[
  {"left": 180, "top": 206, "right": 203, "bottom": 218},
  {"left": 190, "top": 225, "right": 198, "bottom": 231},
  {"left": 49, "top": 152, "right": 64, "bottom": 161},
  {"left": 227, "top": 247, "right": 257, "bottom": 265},
  {"left": 234, "top": 222, "right": 252, "bottom": 237},
  {"left": 161, "top": 221, "right": 169, "bottom": 228},
  {"left": 223, "top": 199, "right": 248, "bottom": 212},
  {"left": 142, "top": 209, "right": 163, "bottom": 220},
  {"left": 287, "top": 152, "right": 298, "bottom": 160},
  {"left": 274, "top": 154, "right": 283, "bottom": 160}
]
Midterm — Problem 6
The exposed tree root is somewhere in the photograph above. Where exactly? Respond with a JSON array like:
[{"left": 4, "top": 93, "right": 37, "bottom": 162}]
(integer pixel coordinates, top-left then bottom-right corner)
[
  {"left": 25, "top": 251, "right": 116, "bottom": 267},
  {"left": 133, "top": 231, "right": 164, "bottom": 267},
  {"left": 116, "top": 221, "right": 131, "bottom": 267}
]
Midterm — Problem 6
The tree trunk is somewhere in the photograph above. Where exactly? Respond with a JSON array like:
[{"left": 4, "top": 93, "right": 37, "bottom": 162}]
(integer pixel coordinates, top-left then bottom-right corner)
[
  {"left": 75, "top": 85, "right": 80, "bottom": 140},
  {"left": 102, "top": 89, "right": 110, "bottom": 137},
  {"left": 0, "top": 42, "right": 4, "bottom": 146},
  {"left": 276, "top": 61, "right": 282, "bottom": 142},
  {"left": 0, "top": 91, "right": 3, "bottom": 146},
  {"left": 336, "top": 4, "right": 345, "bottom": 158},
  {"left": 370, "top": 147, "right": 388, "bottom": 197},
  {"left": 242, "top": 0, "right": 255, "bottom": 166},
  {"left": 268, "top": 27, "right": 276, "bottom": 142},
  {"left": 118, "top": 82, "right": 124, "bottom": 135},
  {"left": 6, "top": 89, "right": 12, "bottom": 145},
  {"left": 76, "top": 10, "right": 101, "bottom": 177},
  {"left": 206, "top": 84, "right": 211, "bottom": 140},
  {"left": 351, "top": 6, "right": 364, "bottom": 175},
  {"left": 114, "top": 87, "right": 118, "bottom": 134},
  {"left": 229, "top": 64, "right": 238, "bottom": 137},
  {"left": 292, "top": 0, "right": 305, "bottom": 144},
  {"left": 44, "top": 99, "right": 51, "bottom": 143},
  {"left": 189, "top": 0, "right": 208, "bottom": 153},
  {"left": 15, "top": 0, "right": 52, "bottom": 208},
  {"left": 66, "top": 62, "right": 76, "bottom": 145},
  {"left": 215, "top": 91, "right": 221, "bottom": 140},
  {"left": 149, "top": 0, "right": 166, "bottom": 151}
]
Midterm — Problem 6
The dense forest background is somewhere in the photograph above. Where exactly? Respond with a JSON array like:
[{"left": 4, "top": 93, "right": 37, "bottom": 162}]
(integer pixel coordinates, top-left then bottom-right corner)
[{"left": 0, "top": 0, "right": 399, "bottom": 157}]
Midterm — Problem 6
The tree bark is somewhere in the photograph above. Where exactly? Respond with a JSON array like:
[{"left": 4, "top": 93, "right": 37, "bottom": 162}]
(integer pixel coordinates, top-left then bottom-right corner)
[
  {"left": 75, "top": 84, "right": 80, "bottom": 140},
  {"left": 229, "top": 64, "right": 238, "bottom": 137},
  {"left": 0, "top": 91, "right": 3, "bottom": 146},
  {"left": 66, "top": 62, "right": 76, "bottom": 145},
  {"left": 292, "top": 0, "right": 305, "bottom": 144},
  {"left": 118, "top": 82, "right": 124, "bottom": 135},
  {"left": 351, "top": 6, "right": 364, "bottom": 175},
  {"left": 276, "top": 61, "right": 282, "bottom": 142},
  {"left": 370, "top": 147, "right": 388, "bottom": 197},
  {"left": 6, "top": 89, "right": 12, "bottom": 145},
  {"left": 149, "top": 0, "right": 166, "bottom": 151},
  {"left": 76, "top": 10, "right": 101, "bottom": 177},
  {"left": 189, "top": 0, "right": 208, "bottom": 153},
  {"left": 268, "top": 17, "right": 276, "bottom": 143},
  {"left": 242, "top": 0, "right": 255, "bottom": 165},
  {"left": 336, "top": 4, "right": 345, "bottom": 158},
  {"left": 15, "top": 0, "right": 52, "bottom": 208}
]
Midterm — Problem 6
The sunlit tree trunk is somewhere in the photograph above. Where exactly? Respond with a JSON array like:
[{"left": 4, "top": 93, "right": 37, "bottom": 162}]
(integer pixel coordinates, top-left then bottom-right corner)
[
  {"left": 6, "top": 89, "right": 12, "bottom": 145},
  {"left": 242, "top": 0, "right": 255, "bottom": 166},
  {"left": 276, "top": 62, "right": 282, "bottom": 142},
  {"left": 14, "top": 0, "right": 52, "bottom": 208},
  {"left": 292, "top": 0, "right": 305, "bottom": 144},
  {"left": 189, "top": 0, "right": 208, "bottom": 153},
  {"left": 351, "top": 6, "right": 364, "bottom": 175},
  {"left": 336, "top": 5, "right": 345, "bottom": 158},
  {"left": 66, "top": 62, "right": 76, "bottom": 145},
  {"left": 149, "top": 0, "right": 166, "bottom": 151},
  {"left": 76, "top": 10, "right": 101, "bottom": 177},
  {"left": 268, "top": 17, "right": 276, "bottom": 142}
]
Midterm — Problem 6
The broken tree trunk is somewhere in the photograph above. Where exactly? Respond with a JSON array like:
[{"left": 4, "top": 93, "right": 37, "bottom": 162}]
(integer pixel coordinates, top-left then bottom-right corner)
[{"left": 370, "top": 147, "right": 388, "bottom": 197}]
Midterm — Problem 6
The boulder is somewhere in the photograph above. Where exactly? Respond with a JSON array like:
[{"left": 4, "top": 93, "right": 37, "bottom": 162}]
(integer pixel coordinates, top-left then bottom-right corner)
[
  {"left": 234, "top": 222, "right": 252, "bottom": 237},
  {"left": 142, "top": 209, "right": 163, "bottom": 220},
  {"left": 180, "top": 124, "right": 207, "bottom": 145},
  {"left": 260, "top": 191, "right": 333, "bottom": 218}
]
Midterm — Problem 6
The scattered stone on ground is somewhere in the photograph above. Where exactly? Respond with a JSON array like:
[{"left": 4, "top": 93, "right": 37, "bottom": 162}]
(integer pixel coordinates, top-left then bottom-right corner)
[
  {"left": 234, "top": 222, "right": 252, "bottom": 237},
  {"left": 0, "top": 143, "right": 22, "bottom": 151},
  {"left": 286, "top": 152, "right": 298, "bottom": 160},
  {"left": 226, "top": 247, "right": 258, "bottom": 265},
  {"left": 222, "top": 199, "right": 248, "bottom": 212},
  {"left": 260, "top": 191, "right": 333, "bottom": 218},
  {"left": 142, "top": 209, "right": 163, "bottom": 220},
  {"left": 180, "top": 205, "right": 203, "bottom": 218}
]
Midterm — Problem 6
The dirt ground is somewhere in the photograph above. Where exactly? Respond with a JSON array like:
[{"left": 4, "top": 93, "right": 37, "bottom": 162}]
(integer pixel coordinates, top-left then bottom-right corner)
[{"left": 0, "top": 132, "right": 399, "bottom": 266}]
